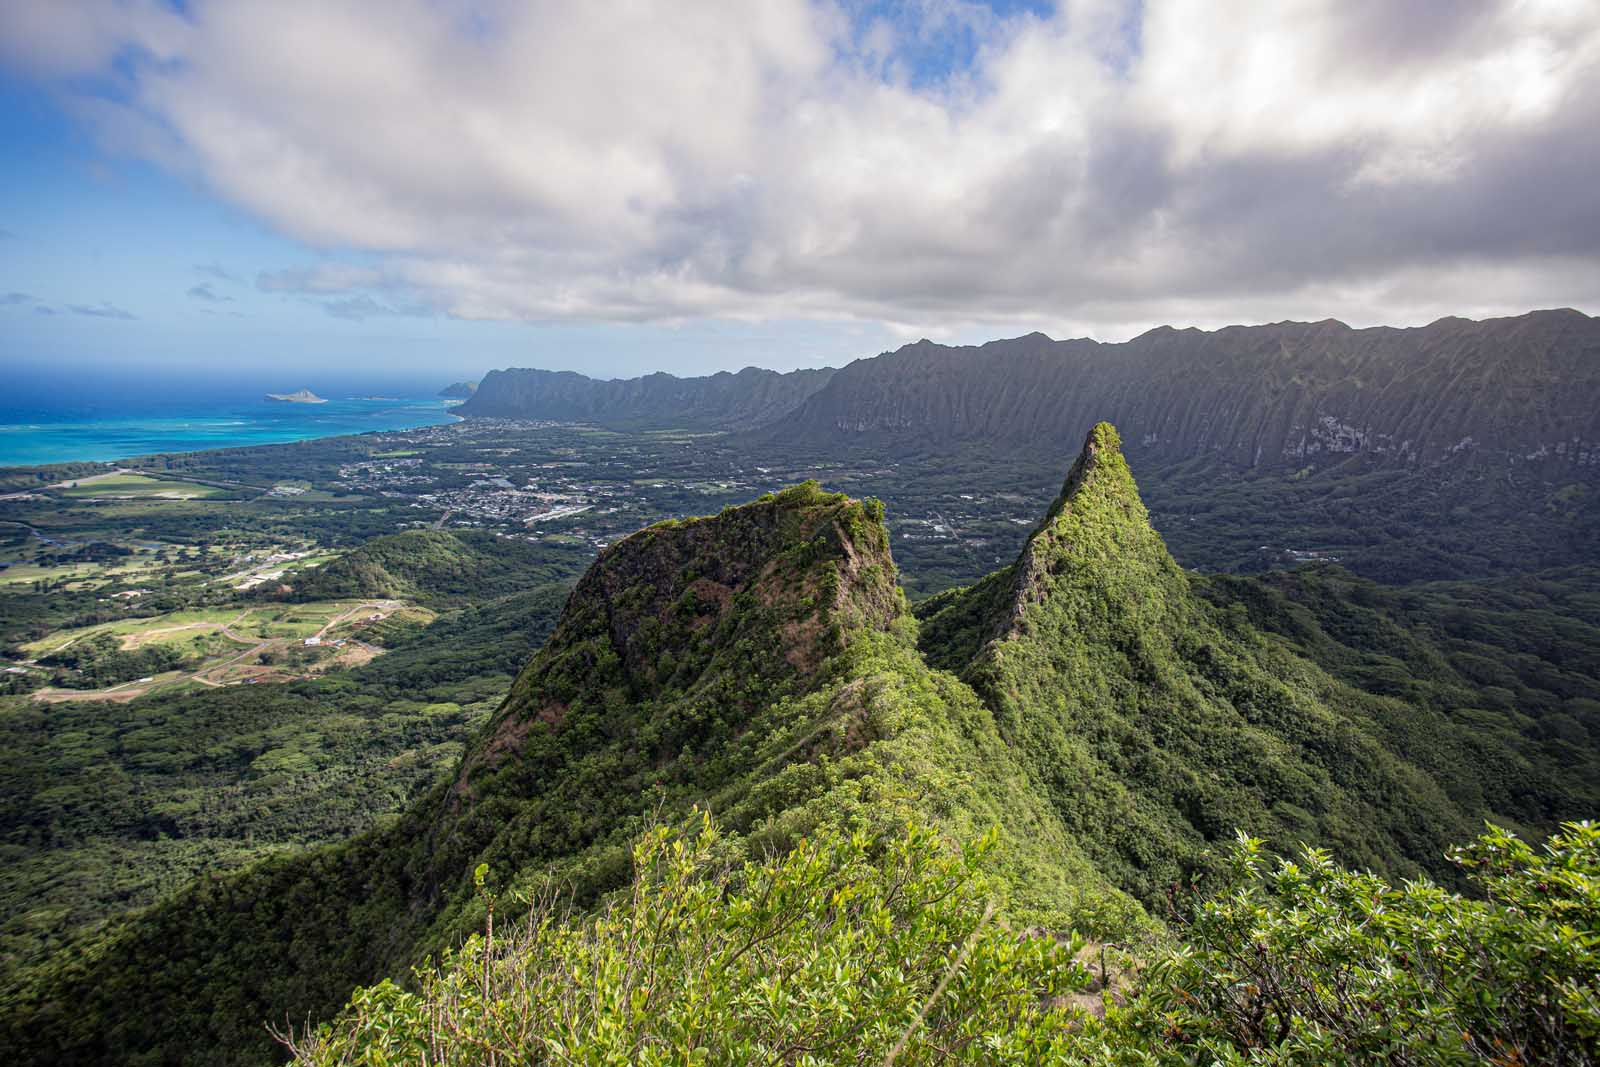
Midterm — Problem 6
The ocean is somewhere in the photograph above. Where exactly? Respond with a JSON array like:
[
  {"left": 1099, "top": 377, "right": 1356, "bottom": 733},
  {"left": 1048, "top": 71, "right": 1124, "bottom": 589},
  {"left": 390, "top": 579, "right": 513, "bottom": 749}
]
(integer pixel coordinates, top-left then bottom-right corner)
[{"left": 0, "top": 394, "right": 462, "bottom": 468}]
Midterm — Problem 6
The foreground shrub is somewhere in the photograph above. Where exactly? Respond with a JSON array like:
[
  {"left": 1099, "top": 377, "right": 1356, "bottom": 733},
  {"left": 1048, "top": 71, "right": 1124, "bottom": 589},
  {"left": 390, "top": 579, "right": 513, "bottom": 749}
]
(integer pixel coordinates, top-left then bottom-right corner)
[
  {"left": 282, "top": 814, "right": 1091, "bottom": 1066},
  {"left": 284, "top": 819, "right": 1600, "bottom": 1066},
  {"left": 1122, "top": 821, "right": 1600, "bottom": 1065}
]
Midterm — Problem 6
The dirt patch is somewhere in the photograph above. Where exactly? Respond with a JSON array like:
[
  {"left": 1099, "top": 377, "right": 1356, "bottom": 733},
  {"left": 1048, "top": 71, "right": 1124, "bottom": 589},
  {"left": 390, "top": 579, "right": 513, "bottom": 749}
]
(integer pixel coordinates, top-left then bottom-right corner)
[
  {"left": 330, "top": 644, "right": 380, "bottom": 669},
  {"left": 33, "top": 686, "right": 148, "bottom": 704},
  {"left": 781, "top": 615, "right": 828, "bottom": 674}
]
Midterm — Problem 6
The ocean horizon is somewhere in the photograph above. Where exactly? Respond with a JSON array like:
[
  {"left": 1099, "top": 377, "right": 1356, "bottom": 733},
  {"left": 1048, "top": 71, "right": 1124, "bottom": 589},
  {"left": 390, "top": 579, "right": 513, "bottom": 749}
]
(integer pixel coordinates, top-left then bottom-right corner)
[{"left": 0, "top": 392, "right": 462, "bottom": 468}]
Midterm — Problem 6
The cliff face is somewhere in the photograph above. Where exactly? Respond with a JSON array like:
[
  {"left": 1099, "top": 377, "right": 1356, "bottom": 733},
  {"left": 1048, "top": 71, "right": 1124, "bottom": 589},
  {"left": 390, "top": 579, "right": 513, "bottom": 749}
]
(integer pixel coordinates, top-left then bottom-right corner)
[
  {"left": 457, "top": 364, "right": 837, "bottom": 430},
  {"left": 764, "top": 310, "right": 1600, "bottom": 474}
]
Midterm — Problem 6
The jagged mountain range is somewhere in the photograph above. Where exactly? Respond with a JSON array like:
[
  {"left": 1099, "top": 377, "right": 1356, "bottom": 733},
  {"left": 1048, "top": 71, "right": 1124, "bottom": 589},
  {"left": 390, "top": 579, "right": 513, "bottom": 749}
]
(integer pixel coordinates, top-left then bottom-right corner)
[
  {"left": 455, "top": 364, "right": 836, "bottom": 430},
  {"left": 12, "top": 424, "right": 1593, "bottom": 1065},
  {"left": 460, "top": 309, "right": 1599, "bottom": 475}
]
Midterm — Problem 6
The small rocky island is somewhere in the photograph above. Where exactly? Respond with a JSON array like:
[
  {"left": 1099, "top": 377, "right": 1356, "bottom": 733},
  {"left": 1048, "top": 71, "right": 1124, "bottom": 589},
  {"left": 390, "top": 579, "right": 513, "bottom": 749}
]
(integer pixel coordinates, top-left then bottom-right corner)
[{"left": 263, "top": 389, "right": 327, "bottom": 404}]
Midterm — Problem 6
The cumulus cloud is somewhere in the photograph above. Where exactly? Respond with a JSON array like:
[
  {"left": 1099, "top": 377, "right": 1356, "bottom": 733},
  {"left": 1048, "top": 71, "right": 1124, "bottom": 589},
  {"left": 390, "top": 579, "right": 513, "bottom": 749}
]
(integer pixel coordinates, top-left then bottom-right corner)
[
  {"left": 67, "top": 301, "right": 137, "bottom": 320},
  {"left": 4, "top": 0, "right": 1598, "bottom": 336}
]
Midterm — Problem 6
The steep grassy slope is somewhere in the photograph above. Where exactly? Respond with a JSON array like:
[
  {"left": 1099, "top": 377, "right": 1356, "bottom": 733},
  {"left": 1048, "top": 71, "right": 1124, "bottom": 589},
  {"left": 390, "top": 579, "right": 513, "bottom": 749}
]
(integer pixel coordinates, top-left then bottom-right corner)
[
  {"left": 1197, "top": 565, "right": 1600, "bottom": 829},
  {"left": 919, "top": 424, "right": 1482, "bottom": 900}
]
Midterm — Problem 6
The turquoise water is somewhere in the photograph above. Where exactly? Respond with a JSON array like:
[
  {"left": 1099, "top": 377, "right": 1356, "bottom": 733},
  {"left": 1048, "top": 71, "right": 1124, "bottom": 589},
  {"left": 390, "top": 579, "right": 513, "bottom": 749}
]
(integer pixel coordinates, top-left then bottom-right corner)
[{"left": 0, "top": 395, "right": 461, "bottom": 467}]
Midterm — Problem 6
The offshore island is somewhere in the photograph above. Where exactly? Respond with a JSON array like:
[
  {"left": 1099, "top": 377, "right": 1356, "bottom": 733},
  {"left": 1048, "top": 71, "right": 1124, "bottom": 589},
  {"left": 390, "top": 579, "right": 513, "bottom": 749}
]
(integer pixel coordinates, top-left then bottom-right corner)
[{"left": 263, "top": 389, "right": 327, "bottom": 404}]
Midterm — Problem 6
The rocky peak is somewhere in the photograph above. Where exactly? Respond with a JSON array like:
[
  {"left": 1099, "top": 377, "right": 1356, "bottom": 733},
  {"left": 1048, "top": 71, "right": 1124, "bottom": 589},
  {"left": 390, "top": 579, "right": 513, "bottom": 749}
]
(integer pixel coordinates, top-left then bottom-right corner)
[{"left": 458, "top": 483, "right": 902, "bottom": 793}]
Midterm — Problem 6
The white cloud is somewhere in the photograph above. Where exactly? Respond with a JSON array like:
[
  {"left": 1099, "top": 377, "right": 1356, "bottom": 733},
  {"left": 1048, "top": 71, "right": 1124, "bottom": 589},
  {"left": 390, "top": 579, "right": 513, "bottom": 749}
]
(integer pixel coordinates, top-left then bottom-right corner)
[{"left": 3, "top": 0, "right": 1598, "bottom": 338}]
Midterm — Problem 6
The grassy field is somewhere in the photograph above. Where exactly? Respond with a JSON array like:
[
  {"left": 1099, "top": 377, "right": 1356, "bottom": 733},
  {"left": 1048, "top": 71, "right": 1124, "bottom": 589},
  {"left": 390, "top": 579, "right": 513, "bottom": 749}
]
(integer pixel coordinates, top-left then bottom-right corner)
[
  {"left": 53, "top": 474, "right": 227, "bottom": 500},
  {"left": 19, "top": 601, "right": 406, "bottom": 657},
  {"left": 0, "top": 556, "right": 163, "bottom": 588}
]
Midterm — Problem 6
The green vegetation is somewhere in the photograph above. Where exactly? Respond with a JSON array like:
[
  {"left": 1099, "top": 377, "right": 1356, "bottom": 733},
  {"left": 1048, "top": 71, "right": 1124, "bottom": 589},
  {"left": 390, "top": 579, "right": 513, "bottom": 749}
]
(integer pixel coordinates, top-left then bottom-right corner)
[
  {"left": 292, "top": 815, "right": 1600, "bottom": 1067},
  {"left": 0, "top": 580, "right": 572, "bottom": 975},
  {"left": 35, "top": 630, "right": 190, "bottom": 687},
  {"left": 919, "top": 425, "right": 1484, "bottom": 901},
  {"left": 287, "top": 529, "right": 584, "bottom": 608},
  {"left": 287, "top": 815, "right": 1092, "bottom": 1066},
  {"left": 1, "top": 422, "right": 1596, "bottom": 1066},
  {"left": 1198, "top": 565, "right": 1600, "bottom": 829}
]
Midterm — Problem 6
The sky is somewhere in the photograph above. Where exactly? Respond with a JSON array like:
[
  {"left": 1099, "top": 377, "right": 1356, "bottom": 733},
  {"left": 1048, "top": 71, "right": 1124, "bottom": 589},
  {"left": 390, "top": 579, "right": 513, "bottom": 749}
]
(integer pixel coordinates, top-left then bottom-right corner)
[{"left": 1, "top": 0, "right": 1598, "bottom": 388}]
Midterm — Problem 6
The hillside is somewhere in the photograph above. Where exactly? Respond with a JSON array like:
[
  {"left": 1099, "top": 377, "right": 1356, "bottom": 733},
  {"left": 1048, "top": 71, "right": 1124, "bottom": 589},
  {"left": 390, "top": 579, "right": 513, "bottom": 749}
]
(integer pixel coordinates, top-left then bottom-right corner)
[
  {"left": 285, "top": 529, "right": 586, "bottom": 608},
  {"left": 456, "top": 364, "right": 836, "bottom": 429},
  {"left": 6, "top": 425, "right": 1597, "bottom": 1064},
  {"left": 437, "top": 381, "right": 477, "bottom": 399}
]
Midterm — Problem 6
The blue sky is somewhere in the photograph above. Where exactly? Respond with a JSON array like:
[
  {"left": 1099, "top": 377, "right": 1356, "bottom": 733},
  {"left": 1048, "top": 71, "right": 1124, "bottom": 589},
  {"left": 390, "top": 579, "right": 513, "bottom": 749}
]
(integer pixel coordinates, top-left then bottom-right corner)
[
  {"left": 0, "top": 67, "right": 901, "bottom": 391},
  {"left": 1, "top": 0, "right": 1596, "bottom": 391}
]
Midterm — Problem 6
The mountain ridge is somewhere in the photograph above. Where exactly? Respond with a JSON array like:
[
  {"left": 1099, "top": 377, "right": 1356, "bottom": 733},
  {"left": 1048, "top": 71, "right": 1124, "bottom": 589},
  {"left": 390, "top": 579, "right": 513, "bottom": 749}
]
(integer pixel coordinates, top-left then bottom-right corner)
[
  {"left": 457, "top": 363, "right": 836, "bottom": 429},
  {"left": 764, "top": 309, "right": 1600, "bottom": 472}
]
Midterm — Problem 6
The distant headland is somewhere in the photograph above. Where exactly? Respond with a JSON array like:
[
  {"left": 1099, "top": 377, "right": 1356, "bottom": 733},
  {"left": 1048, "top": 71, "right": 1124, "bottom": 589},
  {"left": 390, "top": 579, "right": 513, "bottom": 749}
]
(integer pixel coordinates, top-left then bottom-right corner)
[{"left": 264, "top": 389, "right": 327, "bottom": 404}]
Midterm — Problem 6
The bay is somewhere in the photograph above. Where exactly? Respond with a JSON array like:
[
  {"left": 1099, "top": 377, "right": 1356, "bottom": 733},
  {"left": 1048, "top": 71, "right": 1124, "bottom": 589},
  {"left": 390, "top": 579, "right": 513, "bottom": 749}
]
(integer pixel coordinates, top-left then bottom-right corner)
[{"left": 0, "top": 395, "right": 461, "bottom": 467}]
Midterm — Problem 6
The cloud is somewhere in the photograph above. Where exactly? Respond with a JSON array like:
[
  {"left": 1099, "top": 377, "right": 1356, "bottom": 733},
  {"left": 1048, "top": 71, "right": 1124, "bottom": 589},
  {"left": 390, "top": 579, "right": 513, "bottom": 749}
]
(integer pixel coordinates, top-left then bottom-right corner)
[
  {"left": 186, "top": 282, "right": 233, "bottom": 302},
  {"left": 0, "top": 228, "right": 15, "bottom": 240},
  {"left": 6, "top": 0, "right": 1599, "bottom": 337},
  {"left": 194, "top": 262, "right": 240, "bottom": 284},
  {"left": 34, "top": 305, "right": 57, "bottom": 315},
  {"left": 1, "top": 291, "right": 32, "bottom": 305},
  {"left": 67, "top": 301, "right": 137, "bottom": 320},
  {"left": 257, "top": 264, "right": 384, "bottom": 294},
  {"left": 320, "top": 294, "right": 432, "bottom": 321}
]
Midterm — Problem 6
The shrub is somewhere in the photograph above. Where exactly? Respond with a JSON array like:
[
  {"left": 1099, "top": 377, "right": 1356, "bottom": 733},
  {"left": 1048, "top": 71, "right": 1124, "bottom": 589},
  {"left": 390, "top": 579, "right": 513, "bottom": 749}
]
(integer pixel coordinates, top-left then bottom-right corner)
[
  {"left": 1122, "top": 821, "right": 1600, "bottom": 1065},
  {"left": 282, "top": 814, "right": 1091, "bottom": 1066}
]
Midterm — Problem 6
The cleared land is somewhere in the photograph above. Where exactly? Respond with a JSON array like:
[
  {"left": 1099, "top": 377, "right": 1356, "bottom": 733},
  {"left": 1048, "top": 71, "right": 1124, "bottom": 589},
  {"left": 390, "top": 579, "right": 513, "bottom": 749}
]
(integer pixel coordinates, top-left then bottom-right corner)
[
  {"left": 25, "top": 598, "right": 427, "bottom": 702},
  {"left": 53, "top": 473, "right": 228, "bottom": 500}
]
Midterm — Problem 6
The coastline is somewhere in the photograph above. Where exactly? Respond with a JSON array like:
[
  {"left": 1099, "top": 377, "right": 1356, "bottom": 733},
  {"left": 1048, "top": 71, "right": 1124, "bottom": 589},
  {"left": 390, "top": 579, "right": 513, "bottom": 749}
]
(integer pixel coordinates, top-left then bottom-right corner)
[{"left": 0, "top": 396, "right": 462, "bottom": 469}]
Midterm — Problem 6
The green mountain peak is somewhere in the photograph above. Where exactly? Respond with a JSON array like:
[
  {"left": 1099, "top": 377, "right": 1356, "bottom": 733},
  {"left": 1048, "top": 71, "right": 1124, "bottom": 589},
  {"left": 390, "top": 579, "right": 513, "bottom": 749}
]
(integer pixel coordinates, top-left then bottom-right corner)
[
  {"left": 1001, "top": 420, "right": 1184, "bottom": 639},
  {"left": 452, "top": 482, "right": 903, "bottom": 805}
]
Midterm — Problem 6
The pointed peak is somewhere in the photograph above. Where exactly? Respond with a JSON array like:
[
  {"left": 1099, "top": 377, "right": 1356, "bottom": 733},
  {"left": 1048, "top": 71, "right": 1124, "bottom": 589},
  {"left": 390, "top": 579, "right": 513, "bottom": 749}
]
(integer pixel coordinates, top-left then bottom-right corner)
[
  {"left": 1039, "top": 421, "right": 1134, "bottom": 528},
  {"left": 1002, "top": 420, "right": 1180, "bottom": 630},
  {"left": 914, "top": 420, "right": 1187, "bottom": 676}
]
